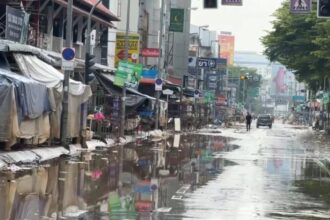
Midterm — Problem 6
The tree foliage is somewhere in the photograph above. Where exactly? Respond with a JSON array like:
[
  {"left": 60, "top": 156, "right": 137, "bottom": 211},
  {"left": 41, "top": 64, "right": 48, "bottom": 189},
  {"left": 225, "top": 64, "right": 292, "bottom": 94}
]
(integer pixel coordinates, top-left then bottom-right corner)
[
  {"left": 262, "top": 0, "right": 330, "bottom": 91},
  {"left": 228, "top": 65, "right": 262, "bottom": 103}
]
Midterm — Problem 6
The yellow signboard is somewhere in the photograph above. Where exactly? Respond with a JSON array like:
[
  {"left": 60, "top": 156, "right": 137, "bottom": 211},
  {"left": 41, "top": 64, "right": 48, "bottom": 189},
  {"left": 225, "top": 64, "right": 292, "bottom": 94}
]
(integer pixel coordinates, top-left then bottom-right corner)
[{"left": 115, "top": 32, "right": 140, "bottom": 67}]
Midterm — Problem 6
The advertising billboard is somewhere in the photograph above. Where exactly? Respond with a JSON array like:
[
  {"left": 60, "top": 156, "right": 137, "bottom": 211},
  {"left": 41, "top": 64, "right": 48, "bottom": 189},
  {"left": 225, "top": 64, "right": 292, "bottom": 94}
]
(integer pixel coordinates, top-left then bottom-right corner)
[
  {"left": 219, "top": 34, "right": 235, "bottom": 65},
  {"left": 115, "top": 32, "right": 140, "bottom": 67}
]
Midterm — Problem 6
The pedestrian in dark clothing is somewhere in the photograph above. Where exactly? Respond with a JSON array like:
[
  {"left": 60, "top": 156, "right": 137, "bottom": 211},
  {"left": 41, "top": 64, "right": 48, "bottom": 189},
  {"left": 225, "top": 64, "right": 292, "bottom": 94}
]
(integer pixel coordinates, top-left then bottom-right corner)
[{"left": 246, "top": 112, "right": 252, "bottom": 131}]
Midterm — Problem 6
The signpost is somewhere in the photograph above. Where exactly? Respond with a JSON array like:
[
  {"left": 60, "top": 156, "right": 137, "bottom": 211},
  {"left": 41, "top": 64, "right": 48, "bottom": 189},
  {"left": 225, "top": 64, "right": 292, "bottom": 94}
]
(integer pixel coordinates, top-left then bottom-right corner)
[
  {"left": 222, "top": 0, "right": 243, "bottom": 6},
  {"left": 163, "top": 89, "right": 174, "bottom": 130},
  {"left": 194, "top": 89, "right": 200, "bottom": 98},
  {"left": 61, "top": 47, "right": 75, "bottom": 71},
  {"left": 290, "top": 0, "right": 311, "bottom": 14},
  {"left": 155, "top": 78, "right": 163, "bottom": 91}
]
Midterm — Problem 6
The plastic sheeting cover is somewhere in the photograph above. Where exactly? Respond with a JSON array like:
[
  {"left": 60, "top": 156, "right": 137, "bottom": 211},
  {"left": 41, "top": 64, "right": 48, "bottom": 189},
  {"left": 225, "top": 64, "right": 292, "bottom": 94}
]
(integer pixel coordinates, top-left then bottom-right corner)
[
  {"left": 0, "top": 151, "right": 39, "bottom": 164},
  {"left": 32, "top": 147, "right": 69, "bottom": 162},
  {"left": 13, "top": 53, "right": 90, "bottom": 97},
  {"left": 0, "top": 68, "right": 51, "bottom": 119}
]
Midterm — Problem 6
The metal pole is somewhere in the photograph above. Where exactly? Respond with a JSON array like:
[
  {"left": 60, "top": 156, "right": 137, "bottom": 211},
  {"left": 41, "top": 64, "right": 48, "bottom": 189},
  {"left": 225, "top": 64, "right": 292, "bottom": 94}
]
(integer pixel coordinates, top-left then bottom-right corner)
[
  {"left": 195, "top": 28, "right": 201, "bottom": 129},
  {"left": 82, "top": 0, "right": 102, "bottom": 148},
  {"left": 120, "top": 0, "right": 130, "bottom": 138},
  {"left": 155, "top": 0, "right": 165, "bottom": 130},
  {"left": 243, "top": 79, "right": 246, "bottom": 108},
  {"left": 165, "top": 94, "right": 169, "bottom": 130},
  {"left": 58, "top": 2, "right": 72, "bottom": 218},
  {"left": 86, "top": 0, "right": 102, "bottom": 55},
  {"left": 60, "top": 0, "right": 73, "bottom": 146}
]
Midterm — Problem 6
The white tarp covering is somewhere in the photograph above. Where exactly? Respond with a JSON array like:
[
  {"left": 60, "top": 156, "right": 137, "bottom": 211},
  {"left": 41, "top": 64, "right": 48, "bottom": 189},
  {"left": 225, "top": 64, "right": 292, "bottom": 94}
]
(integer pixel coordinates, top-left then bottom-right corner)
[
  {"left": 0, "top": 69, "right": 53, "bottom": 147},
  {"left": 14, "top": 54, "right": 92, "bottom": 138}
]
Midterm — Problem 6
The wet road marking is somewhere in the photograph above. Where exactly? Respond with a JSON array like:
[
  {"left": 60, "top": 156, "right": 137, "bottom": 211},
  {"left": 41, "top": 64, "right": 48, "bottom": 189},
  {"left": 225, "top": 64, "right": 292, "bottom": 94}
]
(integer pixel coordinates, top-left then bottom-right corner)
[
  {"left": 176, "top": 184, "right": 191, "bottom": 194},
  {"left": 156, "top": 207, "right": 172, "bottom": 212},
  {"left": 171, "top": 195, "right": 183, "bottom": 200}
]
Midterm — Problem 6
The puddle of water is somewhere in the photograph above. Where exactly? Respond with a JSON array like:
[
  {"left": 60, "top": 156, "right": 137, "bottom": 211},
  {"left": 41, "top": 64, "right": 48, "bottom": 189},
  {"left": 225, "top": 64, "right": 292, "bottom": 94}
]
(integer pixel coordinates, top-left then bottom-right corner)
[{"left": 0, "top": 134, "right": 237, "bottom": 220}]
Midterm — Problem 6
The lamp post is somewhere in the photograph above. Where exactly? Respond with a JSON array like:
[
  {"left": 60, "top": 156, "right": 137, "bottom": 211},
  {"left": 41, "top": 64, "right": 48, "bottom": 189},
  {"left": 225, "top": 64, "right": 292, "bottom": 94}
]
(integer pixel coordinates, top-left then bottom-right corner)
[
  {"left": 154, "top": 0, "right": 165, "bottom": 130},
  {"left": 210, "top": 40, "right": 218, "bottom": 58},
  {"left": 194, "top": 25, "right": 208, "bottom": 129}
]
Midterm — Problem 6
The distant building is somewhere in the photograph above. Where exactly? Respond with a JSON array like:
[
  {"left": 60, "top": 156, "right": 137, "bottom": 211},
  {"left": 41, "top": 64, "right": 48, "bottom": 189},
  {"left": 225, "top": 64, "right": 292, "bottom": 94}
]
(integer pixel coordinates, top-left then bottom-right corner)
[{"left": 234, "top": 51, "right": 271, "bottom": 77}]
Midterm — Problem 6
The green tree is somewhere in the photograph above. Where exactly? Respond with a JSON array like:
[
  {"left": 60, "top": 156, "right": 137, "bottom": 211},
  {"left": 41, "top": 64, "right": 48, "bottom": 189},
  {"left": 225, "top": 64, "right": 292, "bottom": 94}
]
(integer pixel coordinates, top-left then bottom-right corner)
[
  {"left": 262, "top": 1, "right": 329, "bottom": 92},
  {"left": 228, "top": 65, "right": 262, "bottom": 103}
]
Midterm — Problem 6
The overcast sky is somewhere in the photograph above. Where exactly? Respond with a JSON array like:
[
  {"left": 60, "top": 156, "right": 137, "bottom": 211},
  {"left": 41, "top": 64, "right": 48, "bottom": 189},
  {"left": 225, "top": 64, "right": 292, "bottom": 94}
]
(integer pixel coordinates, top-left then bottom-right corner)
[{"left": 190, "top": 0, "right": 285, "bottom": 53}]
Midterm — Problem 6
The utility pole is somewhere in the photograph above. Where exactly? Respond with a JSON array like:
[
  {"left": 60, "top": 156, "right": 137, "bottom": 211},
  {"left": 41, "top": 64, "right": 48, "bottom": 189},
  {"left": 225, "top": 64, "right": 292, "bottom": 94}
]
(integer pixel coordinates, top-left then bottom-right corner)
[
  {"left": 120, "top": 0, "right": 131, "bottom": 137},
  {"left": 82, "top": 0, "right": 102, "bottom": 148},
  {"left": 60, "top": 0, "right": 73, "bottom": 146},
  {"left": 155, "top": 0, "right": 165, "bottom": 130},
  {"left": 58, "top": 2, "right": 73, "bottom": 219}
]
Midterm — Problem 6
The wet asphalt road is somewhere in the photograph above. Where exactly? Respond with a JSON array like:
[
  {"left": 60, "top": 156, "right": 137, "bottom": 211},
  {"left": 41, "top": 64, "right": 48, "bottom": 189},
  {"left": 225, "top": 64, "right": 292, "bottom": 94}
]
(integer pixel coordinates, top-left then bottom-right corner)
[
  {"left": 156, "top": 123, "right": 330, "bottom": 220},
  {"left": 2, "top": 122, "right": 330, "bottom": 220}
]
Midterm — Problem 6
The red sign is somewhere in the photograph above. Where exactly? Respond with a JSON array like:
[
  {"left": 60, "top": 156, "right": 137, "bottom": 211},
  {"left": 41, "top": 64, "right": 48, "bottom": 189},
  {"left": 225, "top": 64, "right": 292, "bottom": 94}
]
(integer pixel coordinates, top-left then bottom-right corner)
[
  {"left": 216, "top": 96, "right": 227, "bottom": 105},
  {"left": 142, "top": 48, "right": 160, "bottom": 57},
  {"left": 117, "top": 49, "right": 131, "bottom": 60},
  {"left": 135, "top": 200, "right": 153, "bottom": 212}
]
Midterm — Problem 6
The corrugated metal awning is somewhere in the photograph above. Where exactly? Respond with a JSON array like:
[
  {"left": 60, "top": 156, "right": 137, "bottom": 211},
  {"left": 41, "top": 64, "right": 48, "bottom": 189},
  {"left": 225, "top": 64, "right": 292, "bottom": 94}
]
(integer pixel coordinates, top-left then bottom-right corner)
[{"left": 55, "top": 0, "right": 117, "bottom": 27}]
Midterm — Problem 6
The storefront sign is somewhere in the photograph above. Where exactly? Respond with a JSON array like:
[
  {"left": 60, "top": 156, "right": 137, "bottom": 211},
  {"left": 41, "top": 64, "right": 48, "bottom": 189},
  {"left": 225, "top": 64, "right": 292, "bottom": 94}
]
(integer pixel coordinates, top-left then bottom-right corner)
[
  {"left": 115, "top": 32, "right": 140, "bottom": 67},
  {"left": 142, "top": 48, "right": 160, "bottom": 57},
  {"left": 169, "top": 8, "right": 184, "bottom": 32},
  {"left": 114, "top": 61, "right": 143, "bottom": 88}
]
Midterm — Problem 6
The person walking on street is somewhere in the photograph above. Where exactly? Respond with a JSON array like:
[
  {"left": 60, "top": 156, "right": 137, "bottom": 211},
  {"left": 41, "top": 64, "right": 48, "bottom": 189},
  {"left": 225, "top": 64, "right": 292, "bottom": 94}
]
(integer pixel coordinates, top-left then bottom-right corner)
[{"left": 246, "top": 112, "right": 252, "bottom": 131}]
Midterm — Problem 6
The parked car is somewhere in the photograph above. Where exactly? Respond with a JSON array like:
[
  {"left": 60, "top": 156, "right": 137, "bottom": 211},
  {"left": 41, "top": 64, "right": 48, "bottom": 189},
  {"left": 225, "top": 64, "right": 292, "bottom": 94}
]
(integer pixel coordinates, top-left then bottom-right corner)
[{"left": 257, "top": 114, "right": 273, "bottom": 128}]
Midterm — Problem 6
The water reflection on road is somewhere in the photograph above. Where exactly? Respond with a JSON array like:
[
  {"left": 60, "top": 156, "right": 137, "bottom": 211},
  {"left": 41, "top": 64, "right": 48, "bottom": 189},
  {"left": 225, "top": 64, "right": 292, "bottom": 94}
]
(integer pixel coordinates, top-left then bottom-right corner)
[
  {"left": 1, "top": 127, "right": 330, "bottom": 220},
  {"left": 0, "top": 134, "right": 234, "bottom": 220}
]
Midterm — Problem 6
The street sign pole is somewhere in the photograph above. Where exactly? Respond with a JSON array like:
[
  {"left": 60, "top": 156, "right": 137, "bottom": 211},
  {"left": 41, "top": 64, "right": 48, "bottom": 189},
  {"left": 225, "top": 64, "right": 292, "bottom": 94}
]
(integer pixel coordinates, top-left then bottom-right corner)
[
  {"left": 121, "top": 0, "right": 130, "bottom": 138},
  {"left": 58, "top": 2, "right": 73, "bottom": 219},
  {"left": 60, "top": 0, "right": 73, "bottom": 146},
  {"left": 81, "top": 0, "right": 102, "bottom": 148},
  {"left": 155, "top": 0, "right": 165, "bottom": 130}
]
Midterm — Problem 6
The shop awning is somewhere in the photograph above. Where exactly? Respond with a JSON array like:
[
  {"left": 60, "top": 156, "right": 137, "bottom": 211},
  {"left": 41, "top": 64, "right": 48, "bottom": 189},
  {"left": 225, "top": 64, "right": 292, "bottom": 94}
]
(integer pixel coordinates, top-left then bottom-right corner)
[
  {"left": 80, "top": 0, "right": 120, "bottom": 21},
  {"left": 95, "top": 73, "right": 157, "bottom": 114},
  {"left": 54, "top": 0, "right": 117, "bottom": 27}
]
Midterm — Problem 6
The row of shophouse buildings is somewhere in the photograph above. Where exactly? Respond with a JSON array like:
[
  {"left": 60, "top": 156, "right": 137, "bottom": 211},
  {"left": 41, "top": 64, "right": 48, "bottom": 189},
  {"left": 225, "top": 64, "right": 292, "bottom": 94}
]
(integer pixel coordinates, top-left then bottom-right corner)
[{"left": 0, "top": 0, "right": 236, "bottom": 150}]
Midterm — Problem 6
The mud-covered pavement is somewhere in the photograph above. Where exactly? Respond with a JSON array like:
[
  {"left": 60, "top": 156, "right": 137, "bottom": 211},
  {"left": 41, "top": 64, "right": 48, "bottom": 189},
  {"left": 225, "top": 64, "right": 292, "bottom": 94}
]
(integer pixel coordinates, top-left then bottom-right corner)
[{"left": 1, "top": 123, "right": 330, "bottom": 220}]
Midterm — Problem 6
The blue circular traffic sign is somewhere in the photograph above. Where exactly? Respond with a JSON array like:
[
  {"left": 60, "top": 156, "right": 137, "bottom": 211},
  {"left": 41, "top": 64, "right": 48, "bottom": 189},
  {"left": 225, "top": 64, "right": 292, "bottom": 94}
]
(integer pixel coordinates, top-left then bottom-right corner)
[
  {"left": 150, "top": 184, "right": 157, "bottom": 191},
  {"left": 62, "top": 47, "right": 75, "bottom": 61},
  {"left": 155, "top": 78, "right": 163, "bottom": 85}
]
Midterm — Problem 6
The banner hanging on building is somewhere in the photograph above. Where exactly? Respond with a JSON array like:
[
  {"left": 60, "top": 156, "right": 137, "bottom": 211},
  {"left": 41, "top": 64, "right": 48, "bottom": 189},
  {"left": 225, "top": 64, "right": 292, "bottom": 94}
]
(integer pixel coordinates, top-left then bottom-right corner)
[
  {"left": 115, "top": 32, "right": 140, "bottom": 67},
  {"left": 169, "top": 8, "right": 184, "bottom": 32},
  {"left": 5, "top": 6, "right": 30, "bottom": 43}
]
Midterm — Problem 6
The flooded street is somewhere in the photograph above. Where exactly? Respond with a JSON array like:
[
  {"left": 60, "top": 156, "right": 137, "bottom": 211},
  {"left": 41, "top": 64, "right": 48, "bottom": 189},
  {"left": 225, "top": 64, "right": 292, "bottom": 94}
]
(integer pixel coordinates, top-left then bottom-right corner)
[{"left": 1, "top": 124, "right": 330, "bottom": 220}]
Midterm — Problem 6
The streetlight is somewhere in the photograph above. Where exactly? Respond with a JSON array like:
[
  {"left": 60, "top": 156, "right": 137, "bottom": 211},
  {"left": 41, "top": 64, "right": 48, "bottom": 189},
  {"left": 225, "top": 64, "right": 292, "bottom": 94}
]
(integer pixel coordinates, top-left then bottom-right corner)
[
  {"left": 194, "top": 25, "right": 209, "bottom": 129},
  {"left": 210, "top": 40, "right": 219, "bottom": 58},
  {"left": 197, "top": 25, "right": 209, "bottom": 57}
]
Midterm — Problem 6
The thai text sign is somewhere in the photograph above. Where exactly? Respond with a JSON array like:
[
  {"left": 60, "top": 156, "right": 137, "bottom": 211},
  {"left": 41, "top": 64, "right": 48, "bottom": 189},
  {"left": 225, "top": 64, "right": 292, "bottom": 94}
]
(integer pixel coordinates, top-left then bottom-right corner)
[
  {"left": 115, "top": 32, "right": 140, "bottom": 67},
  {"left": 114, "top": 61, "right": 143, "bottom": 88}
]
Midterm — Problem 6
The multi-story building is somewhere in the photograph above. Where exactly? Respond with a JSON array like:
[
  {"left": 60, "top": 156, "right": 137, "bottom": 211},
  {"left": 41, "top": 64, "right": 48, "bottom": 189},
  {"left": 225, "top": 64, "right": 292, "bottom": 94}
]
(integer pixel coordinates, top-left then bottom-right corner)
[{"left": 0, "top": 0, "right": 120, "bottom": 67}]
